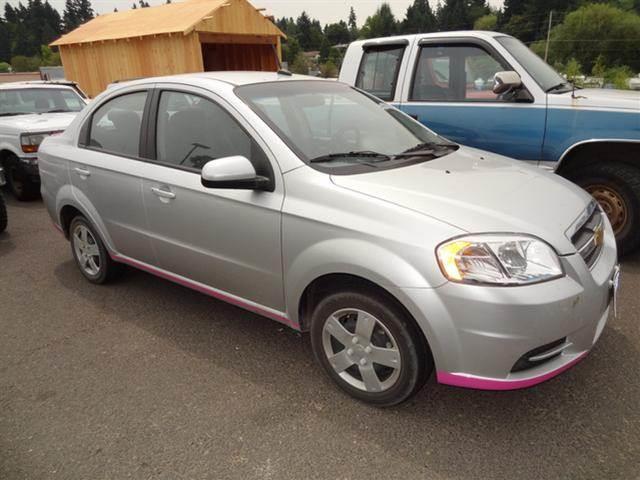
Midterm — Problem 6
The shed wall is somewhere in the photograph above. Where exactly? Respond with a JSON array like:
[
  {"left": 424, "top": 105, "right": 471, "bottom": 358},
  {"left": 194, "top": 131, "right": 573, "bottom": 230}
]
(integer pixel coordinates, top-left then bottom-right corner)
[{"left": 60, "top": 33, "right": 203, "bottom": 97}]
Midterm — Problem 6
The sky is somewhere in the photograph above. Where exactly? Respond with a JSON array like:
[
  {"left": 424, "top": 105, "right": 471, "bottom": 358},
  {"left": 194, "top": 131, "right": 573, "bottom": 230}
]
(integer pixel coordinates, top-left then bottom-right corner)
[{"left": 1, "top": 0, "right": 504, "bottom": 26}]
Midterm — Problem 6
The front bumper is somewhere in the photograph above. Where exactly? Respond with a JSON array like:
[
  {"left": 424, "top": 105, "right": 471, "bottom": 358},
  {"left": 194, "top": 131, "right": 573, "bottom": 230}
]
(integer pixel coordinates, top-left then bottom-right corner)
[
  {"left": 17, "top": 156, "right": 40, "bottom": 180},
  {"left": 395, "top": 218, "right": 618, "bottom": 390}
]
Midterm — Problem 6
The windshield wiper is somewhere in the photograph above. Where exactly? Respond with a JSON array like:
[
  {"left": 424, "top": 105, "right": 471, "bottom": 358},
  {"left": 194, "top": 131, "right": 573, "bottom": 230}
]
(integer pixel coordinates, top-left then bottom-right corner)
[
  {"left": 546, "top": 82, "right": 571, "bottom": 93},
  {"left": 0, "top": 112, "right": 27, "bottom": 117},
  {"left": 42, "top": 108, "right": 73, "bottom": 114},
  {"left": 394, "top": 141, "right": 457, "bottom": 158},
  {"left": 309, "top": 151, "right": 391, "bottom": 163}
]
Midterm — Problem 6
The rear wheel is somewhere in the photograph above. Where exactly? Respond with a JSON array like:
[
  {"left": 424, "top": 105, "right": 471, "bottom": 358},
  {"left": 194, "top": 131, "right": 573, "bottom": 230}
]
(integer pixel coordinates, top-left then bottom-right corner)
[
  {"left": 69, "top": 216, "right": 122, "bottom": 284},
  {"left": 0, "top": 193, "right": 6, "bottom": 233},
  {"left": 310, "top": 289, "right": 432, "bottom": 407},
  {"left": 571, "top": 162, "right": 640, "bottom": 256}
]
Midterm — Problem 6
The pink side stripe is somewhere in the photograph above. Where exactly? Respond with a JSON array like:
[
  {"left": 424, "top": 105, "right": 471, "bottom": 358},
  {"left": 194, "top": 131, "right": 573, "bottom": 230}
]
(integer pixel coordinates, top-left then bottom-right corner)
[
  {"left": 110, "top": 253, "right": 299, "bottom": 330},
  {"left": 436, "top": 352, "right": 588, "bottom": 391},
  {"left": 52, "top": 223, "right": 63, "bottom": 234}
]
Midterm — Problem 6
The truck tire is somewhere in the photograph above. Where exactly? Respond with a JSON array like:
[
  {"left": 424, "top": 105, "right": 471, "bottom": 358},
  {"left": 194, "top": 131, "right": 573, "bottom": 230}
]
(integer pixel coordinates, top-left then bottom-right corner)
[
  {"left": 4, "top": 156, "right": 39, "bottom": 201},
  {"left": 0, "top": 193, "right": 6, "bottom": 233},
  {"left": 571, "top": 162, "right": 640, "bottom": 256}
]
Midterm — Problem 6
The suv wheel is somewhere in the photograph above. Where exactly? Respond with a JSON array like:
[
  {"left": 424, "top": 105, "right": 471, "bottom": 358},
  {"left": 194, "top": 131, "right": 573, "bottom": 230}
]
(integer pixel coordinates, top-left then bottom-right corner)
[
  {"left": 69, "top": 216, "right": 121, "bottom": 284},
  {"left": 0, "top": 193, "right": 6, "bottom": 233},
  {"left": 310, "top": 289, "right": 432, "bottom": 407},
  {"left": 572, "top": 162, "right": 640, "bottom": 256}
]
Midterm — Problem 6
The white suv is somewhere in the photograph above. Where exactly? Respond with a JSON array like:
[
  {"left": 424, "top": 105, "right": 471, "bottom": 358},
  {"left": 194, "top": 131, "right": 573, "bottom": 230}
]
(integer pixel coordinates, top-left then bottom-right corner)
[{"left": 0, "top": 82, "right": 87, "bottom": 200}]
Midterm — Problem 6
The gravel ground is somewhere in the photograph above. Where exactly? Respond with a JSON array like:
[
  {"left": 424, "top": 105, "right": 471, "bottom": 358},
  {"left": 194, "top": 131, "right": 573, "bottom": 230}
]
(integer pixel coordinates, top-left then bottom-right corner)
[{"left": 1, "top": 196, "right": 639, "bottom": 480}]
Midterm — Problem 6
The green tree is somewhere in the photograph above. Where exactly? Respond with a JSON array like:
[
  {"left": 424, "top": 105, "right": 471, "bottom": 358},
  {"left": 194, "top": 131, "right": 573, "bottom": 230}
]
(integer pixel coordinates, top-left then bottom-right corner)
[
  {"left": 324, "top": 21, "right": 351, "bottom": 45},
  {"left": 319, "top": 60, "right": 338, "bottom": 78},
  {"left": 348, "top": 6, "right": 358, "bottom": 39},
  {"left": 282, "top": 37, "right": 301, "bottom": 64},
  {"left": 605, "top": 66, "right": 633, "bottom": 89},
  {"left": 290, "top": 54, "right": 309, "bottom": 74},
  {"left": 40, "top": 45, "right": 61, "bottom": 66},
  {"left": 544, "top": 3, "right": 640, "bottom": 72},
  {"left": 361, "top": 3, "right": 398, "bottom": 38},
  {"left": 591, "top": 54, "right": 606, "bottom": 78},
  {"left": 565, "top": 57, "right": 582, "bottom": 81},
  {"left": 0, "top": 61, "right": 11, "bottom": 72},
  {"left": 401, "top": 0, "right": 436, "bottom": 34},
  {"left": 474, "top": 13, "right": 497, "bottom": 30},
  {"left": 11, "top": 55, "right": 41, "bottom": 72}
]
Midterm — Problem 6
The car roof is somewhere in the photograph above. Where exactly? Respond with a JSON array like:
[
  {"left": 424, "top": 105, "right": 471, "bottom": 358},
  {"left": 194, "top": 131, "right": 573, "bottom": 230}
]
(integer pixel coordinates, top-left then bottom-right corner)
[
  {"left": 119, "top": 71, "right": 329, "bottom": 89},
  {"left": 352, "top": 30, "right": 506, "bottom": 46},
  {"left": 0, "top": 82, "right": 76, "bottom": 91}
]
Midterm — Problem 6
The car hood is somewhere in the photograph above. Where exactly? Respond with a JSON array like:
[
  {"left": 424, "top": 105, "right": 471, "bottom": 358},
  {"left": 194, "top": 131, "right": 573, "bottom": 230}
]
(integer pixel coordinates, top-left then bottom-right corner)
[
  {"left": 549, "top": 88, "right": 640, "bottom": 112},
  {"left": 0, "top": 112, "right": 78, "bottom": 133},
  {"left": 330, "top": 147, "right": 592, "bottom": 255}
]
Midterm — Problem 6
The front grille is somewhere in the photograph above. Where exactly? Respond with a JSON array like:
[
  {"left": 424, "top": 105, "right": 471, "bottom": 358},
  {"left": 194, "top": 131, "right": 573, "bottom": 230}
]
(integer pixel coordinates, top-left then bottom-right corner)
[
  {"left": 511, "top": 337, "right": 567, "bottom": 373},
  {"left": 571, "top": 204, "right": 604, "bottom": 269}
]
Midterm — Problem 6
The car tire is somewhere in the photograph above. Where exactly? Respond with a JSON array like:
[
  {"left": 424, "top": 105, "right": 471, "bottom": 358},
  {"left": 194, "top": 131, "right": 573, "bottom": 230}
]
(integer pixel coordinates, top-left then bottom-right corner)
[
  {"left": 0, "top": 193, "right": 6, "bottom": 233},
  {"left": 572, "top": 162, "right": 640, "bottom": 256},
  {"left": 4, "top": 157, "right": 39, "bottom": 201},
  {"left": 310, "top": 288, "right": 432, "bottom": 407},
  {"left": 69, "top": 216, "right": 122, "bottom": 284}
]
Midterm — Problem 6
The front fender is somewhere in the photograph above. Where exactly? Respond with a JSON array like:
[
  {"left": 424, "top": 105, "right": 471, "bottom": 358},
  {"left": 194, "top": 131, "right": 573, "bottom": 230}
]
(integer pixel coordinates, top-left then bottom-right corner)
[
  {"left": 285, "top": 238, "right": 438, "bottom": 326},
  {"left": 55, "top": 184, "right": 116, "bottom": 253}
]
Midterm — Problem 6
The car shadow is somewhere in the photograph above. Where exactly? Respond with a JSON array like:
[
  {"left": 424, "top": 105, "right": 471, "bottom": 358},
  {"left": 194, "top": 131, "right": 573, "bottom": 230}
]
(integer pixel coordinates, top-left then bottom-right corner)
[{"left": 52, "top": 258, "right": 640, "bottom": 478}]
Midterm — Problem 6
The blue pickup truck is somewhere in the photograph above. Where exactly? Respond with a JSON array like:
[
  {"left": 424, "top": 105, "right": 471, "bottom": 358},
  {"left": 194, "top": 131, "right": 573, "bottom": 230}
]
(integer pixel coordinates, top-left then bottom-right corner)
[{"left": 339, "top": 31, "right": 640, "bottom": 253}]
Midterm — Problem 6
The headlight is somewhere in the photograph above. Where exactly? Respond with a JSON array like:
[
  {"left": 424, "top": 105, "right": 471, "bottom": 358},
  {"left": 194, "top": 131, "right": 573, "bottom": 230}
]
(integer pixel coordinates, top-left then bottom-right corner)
[
  {"left": 20, "top": 131, "right": 62, "bottom": 153},
  {"left": 436, "top": 234, "right": 563, "bottom": 285}
]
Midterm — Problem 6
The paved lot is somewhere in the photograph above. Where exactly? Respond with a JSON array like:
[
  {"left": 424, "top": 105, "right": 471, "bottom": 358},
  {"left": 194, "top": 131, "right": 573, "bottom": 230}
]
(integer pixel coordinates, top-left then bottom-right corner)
[{"left": 0, "top": 196, "right": 639, "bottom": 480}]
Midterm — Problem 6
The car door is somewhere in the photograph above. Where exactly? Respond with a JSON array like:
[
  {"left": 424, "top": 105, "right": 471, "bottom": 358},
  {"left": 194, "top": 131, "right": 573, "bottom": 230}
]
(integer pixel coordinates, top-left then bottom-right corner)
[
  {"left": 140, "top": 87, "right": 285, "bottom": 312},
  {"left": 72, "top": 88, "right": 156, "bottom": 264},
  {"left": 397, "top": 39, "right": 547, "bottom": 162}
]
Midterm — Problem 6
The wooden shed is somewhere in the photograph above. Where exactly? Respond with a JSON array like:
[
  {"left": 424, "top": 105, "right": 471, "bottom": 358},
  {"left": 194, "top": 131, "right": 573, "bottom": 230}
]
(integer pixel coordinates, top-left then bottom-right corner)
[{"left": 50, "top": 0, "right": 285, "bottom": 97}]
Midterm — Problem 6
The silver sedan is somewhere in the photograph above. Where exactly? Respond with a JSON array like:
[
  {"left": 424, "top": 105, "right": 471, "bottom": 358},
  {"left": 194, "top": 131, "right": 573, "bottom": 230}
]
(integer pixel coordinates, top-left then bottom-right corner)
[{"left": 39, "top": 72, "right": 619, "bottom": 406}]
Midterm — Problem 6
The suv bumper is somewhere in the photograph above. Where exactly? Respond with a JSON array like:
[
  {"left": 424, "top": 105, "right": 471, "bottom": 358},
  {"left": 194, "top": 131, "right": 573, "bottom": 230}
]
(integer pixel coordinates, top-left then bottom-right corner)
[{"left": 395, "top": 219, "right": 618, "bottom": 390}]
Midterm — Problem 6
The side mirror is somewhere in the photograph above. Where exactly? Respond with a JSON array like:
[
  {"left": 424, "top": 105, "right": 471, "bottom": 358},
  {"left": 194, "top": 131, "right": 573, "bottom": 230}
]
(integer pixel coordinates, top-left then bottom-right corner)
[
  {"left": 493, "top": 71, "right": 522, "bottom": 94},
  {"left": 201, "top": 156, "right": 272, "bottom": 191}
]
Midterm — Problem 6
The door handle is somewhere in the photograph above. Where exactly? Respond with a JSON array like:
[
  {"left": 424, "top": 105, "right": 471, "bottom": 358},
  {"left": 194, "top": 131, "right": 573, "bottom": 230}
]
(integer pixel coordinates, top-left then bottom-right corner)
[
  {"left": 151, "top": 186, "right": 176, "bottom": 199},
  {"left": 74, "top": 167, "right": 90, "bottom": 177}
]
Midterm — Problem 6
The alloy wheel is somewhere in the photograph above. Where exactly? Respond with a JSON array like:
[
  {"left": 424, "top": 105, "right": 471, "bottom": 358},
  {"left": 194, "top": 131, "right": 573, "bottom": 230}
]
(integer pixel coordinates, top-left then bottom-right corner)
[
  {"left": 72, "top": 224, "right": 102, "bottom": 276},
  {"left": 321, "top": 308, "right": 401, "bottom": 393}
]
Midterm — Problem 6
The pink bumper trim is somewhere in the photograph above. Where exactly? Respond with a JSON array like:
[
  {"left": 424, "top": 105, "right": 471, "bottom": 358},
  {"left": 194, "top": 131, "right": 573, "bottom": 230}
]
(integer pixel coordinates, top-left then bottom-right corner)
[
  {"left": 52, "top": 223, "right": 63, "bottom": 234},
  {"left": 110, "top": 253, "right": 299, "bottom": 330},
  {"left": 436, "top": 352, "right": 589, "bottom": 391}
]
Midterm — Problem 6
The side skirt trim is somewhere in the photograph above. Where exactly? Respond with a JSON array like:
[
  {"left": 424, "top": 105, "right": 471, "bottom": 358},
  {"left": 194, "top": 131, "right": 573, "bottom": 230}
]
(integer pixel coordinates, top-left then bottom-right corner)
[
  {"left": 436, "top": 352, "right": 588, "bottom": 391},
  {"left": 110, "top": 253, "right": 299, "bottom": 330}
]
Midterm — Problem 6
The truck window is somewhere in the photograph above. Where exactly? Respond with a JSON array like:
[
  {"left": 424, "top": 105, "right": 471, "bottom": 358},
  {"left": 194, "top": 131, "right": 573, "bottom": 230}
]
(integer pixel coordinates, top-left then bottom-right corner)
[
  {"left": 411, "top": 44, "right": 509, "bottom": 102},
  {"left": 356, "top": 45, "right": 405, "bottom": 101}
]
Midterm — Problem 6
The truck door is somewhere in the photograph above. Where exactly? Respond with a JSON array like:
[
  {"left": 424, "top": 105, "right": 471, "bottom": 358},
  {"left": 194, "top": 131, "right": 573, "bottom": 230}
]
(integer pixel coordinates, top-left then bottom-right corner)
[{"left": 398, "top": 39, "right": 546, "bottom": 162}]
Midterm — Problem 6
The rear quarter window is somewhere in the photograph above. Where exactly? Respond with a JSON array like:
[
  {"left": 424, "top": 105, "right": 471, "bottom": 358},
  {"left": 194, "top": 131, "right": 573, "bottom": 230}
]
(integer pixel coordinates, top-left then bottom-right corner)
[{"left": 355, "top": 45, "right": 406, "bottom": 101}]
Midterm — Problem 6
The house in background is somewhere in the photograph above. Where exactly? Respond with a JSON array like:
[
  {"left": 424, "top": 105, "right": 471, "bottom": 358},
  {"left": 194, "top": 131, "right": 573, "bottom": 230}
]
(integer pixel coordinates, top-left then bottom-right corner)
[{"left": 50, "top": 0, "right": 285, "bottom": 97}]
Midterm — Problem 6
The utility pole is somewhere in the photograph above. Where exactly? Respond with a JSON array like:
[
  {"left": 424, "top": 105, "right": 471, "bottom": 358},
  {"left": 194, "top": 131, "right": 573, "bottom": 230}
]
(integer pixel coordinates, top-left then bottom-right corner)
[{"left": 544, "top": 10, "right": 553, "bottom": 63}]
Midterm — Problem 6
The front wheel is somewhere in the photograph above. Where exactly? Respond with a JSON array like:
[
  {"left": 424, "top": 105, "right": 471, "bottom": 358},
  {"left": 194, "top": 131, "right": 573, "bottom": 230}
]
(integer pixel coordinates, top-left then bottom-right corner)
[
  {"left": 0, "top": 193, "right": 6, "bottom": 233},
  {"left": 5, "top": 160, "right": 39, "bottom": 201},
  {"left": 571, "top": 162, "right": 640, "bottom": 256},
  {"left": 310, "top": 289, "right": 432, "bottom": 407}
]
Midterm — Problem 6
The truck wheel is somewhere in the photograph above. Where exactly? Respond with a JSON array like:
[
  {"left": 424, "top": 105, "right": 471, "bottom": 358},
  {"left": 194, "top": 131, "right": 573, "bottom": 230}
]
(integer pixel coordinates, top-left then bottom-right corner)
[
  {"left": 69, "top": 216, "right": 122, "bottom": 284},
  {"left": 0, "top": 194, "right": 6, "bottom": 233},
  {"left": 572, "top": 162, "right": 640, "bottom": 256},
  {"left": 4, "top": 158, "right": 39, "bottom": 201},
  {"left": 310, "top": 288, "right": 432, "bottom": 407}
]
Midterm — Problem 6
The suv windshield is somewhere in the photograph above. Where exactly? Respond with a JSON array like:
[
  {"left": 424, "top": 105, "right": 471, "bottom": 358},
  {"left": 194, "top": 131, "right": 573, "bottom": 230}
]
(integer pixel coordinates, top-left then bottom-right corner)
[
  {"left": 496, "top": 36, "right": 568, "bottom": 93},
  {"left": 236, "top": 80, "right": 456, "bottom": 173},
  {"left": 0, "top": 88, "right": 85, "bottom": 116}
]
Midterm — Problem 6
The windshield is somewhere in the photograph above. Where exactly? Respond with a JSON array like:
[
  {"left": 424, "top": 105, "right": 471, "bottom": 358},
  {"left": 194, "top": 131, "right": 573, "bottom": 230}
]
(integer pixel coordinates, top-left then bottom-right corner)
[
  {"left": 236, "top": 81, "right": 454, "bottom": 172},
  {"left": 0, "top": 88, "right": 85, "bottom": 116},
  {"left": 496, "top": 36, "right": 567, "bottom": 92}
]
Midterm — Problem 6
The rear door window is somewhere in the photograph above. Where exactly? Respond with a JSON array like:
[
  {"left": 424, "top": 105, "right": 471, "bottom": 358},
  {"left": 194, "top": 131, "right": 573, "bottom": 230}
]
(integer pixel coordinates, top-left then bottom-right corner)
[
  {"left": 356, "top": 45, "right": 405, "bottom": 101},
  {"left": 87, "top": 91, "right": 147, "bottom": 157}
]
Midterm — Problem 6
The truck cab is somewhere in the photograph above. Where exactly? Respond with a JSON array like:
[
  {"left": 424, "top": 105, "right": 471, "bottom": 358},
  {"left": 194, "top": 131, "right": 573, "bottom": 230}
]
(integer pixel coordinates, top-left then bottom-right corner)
[{"left": 339, "top": 31, "right": 640, "bottom": 254}]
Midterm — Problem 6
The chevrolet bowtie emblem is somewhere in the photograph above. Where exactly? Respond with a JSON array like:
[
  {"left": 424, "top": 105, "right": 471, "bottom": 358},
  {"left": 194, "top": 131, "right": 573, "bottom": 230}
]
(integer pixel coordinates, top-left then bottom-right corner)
[{"left": 593, "top": 225, "right": 604, "bottom": 248}]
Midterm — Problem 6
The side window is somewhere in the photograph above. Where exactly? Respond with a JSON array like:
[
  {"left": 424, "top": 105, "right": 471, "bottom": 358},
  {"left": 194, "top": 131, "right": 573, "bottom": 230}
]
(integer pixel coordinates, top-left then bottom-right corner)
[
  {"left": 88, "top": 91, "right": 147, "bottom": 157},
  {"left": 411, "top": 44, "right": 509, "bottom": 102},
  {"left": 356, "top": 45, "right": 405, "bottom": 101},
  {"left": 155, "top": 91, "right": 270, "bottom": 175}
]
